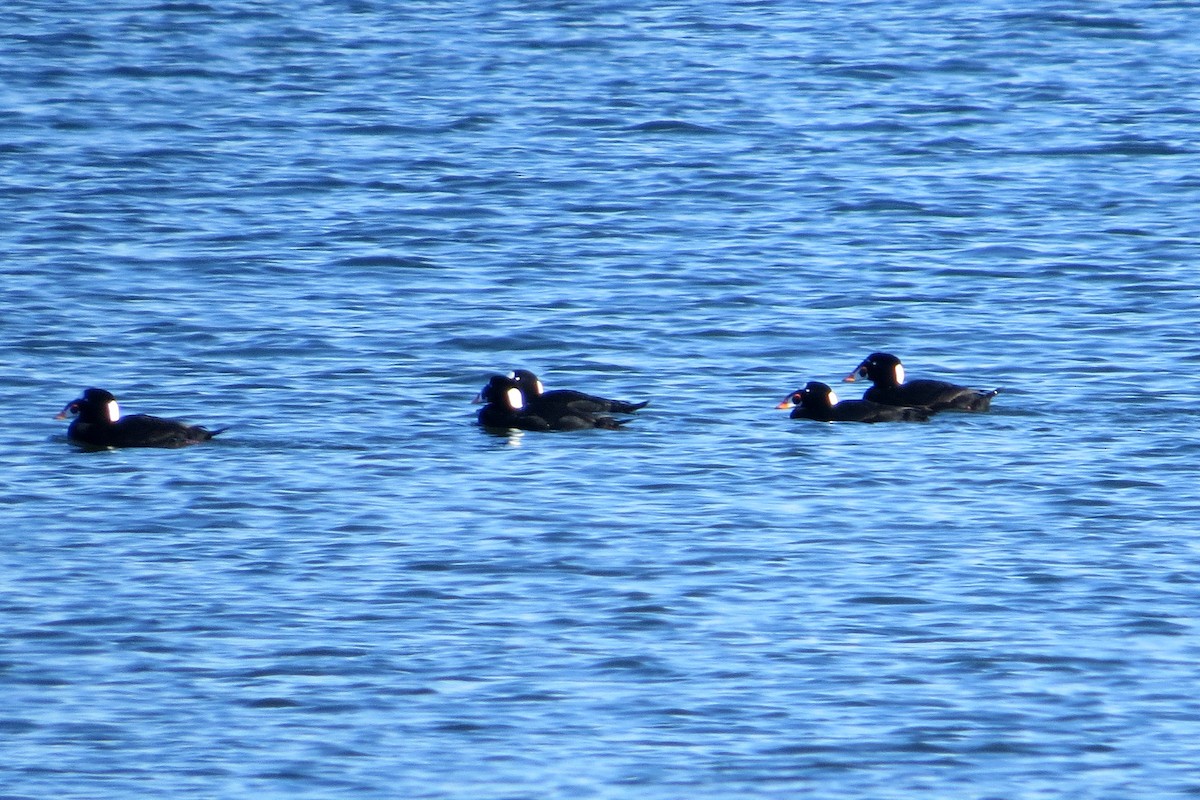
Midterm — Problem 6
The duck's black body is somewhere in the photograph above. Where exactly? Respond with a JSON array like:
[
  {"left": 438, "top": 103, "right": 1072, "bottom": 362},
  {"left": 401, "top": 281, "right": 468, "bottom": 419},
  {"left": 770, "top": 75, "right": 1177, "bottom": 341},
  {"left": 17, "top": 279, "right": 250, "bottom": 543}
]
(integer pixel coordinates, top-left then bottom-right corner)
[
  {"left": 57, "top": 388, "right": 226, "bottom": 449},
  {"left": 844, "top": 352, "right": 997, "bottom": 412},
  {"left": 508, "top": 369, "right": 648, "bottom": 415},
  {"left": 474, "top": 375, "right": 624, "bottom": 431},
  {"left": 777, "top": 381, "right": 929, "bottom": 423}
]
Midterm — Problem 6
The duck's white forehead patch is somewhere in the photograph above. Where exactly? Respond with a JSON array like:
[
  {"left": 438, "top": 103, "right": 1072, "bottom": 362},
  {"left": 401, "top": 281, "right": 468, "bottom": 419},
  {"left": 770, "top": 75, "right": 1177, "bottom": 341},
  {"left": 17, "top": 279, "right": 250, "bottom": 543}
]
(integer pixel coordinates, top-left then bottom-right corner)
[
  {"left": 506, "top": 371, "right": 517, "bottom": 379},
  {"left": 106, "top": 400, "right": 121, "bottom": 422},
  {"left": 894, "top": 364, "right": 906, "bottom": 385},
  {"left": 505, "top": 387, "right": 524, "bottom": 410},
  {"left": 826, "top": 389, "right": 839, "bottom": 405}
]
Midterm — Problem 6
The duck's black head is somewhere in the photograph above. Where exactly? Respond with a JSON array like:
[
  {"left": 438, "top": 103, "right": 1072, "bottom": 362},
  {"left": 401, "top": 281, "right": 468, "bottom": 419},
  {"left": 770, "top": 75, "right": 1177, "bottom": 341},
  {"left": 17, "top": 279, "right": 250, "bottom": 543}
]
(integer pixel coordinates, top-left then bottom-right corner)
[
  {"left": 800, "top": 381, "right": 838, "bottom": 410},
  {"left": 776, "top": 381, "right": 838, "bottom": 411},
  {"left": 57, "top": 387, "right": 121, "bottom": 425},
  {"left": 507, "top": 369, "right": 544, "bottom": 398},
  {"left": 473, "top": 375, "right": 527, "bottom": 411},
  {"left": 844, "top": 352, "right": 904, "bottom": 387}
]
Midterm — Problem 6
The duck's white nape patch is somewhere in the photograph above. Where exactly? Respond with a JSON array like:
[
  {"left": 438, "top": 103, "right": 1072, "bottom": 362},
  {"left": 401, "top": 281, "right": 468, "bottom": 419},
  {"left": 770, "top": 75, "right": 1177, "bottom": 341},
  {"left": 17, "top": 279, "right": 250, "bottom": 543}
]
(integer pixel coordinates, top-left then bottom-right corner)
[
  {"left": 505, "top": 387, "right": 525, "bottom": 410},
  {"left": 535, "top": 379, "right": 545, "bottom": 395},
  {"left": 106, "top": 400, "right": 121, "bottom": 423},
  {"left": 894, "top": 364, "right": 906, "bottom": 385},
  {"left": 826, "top": 389, "right": 839, "bottom": 405}
]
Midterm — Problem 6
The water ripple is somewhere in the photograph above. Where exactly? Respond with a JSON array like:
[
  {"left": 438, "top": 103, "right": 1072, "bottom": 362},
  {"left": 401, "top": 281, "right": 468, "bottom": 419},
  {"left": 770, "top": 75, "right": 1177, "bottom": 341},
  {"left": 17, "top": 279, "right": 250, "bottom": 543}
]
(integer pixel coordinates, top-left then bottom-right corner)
[{"left": 4, "top": 2, "right": 1200, "bottom": 799}]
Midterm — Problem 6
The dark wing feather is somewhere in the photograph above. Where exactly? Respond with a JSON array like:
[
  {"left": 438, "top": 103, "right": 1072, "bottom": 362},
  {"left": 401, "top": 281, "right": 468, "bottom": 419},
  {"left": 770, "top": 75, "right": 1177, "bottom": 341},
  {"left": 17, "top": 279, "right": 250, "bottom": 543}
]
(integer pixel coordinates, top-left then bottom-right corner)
[
  {"left": 112, "top": 415, "right": 219, "bottom": 448},
  {"left": 537, "top": 389, "right": 647, "bottom": 415},
  {"left": 866, "top": 380, "right": 994, "bottom": 412}
]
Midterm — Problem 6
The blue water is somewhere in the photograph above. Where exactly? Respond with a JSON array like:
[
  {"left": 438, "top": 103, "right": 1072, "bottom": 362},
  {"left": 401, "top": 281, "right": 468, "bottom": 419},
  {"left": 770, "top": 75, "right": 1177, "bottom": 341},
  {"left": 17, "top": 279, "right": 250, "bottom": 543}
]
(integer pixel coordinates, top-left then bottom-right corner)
[{"left": 4, "top": 2, "right": 1200, "bottom": 798}]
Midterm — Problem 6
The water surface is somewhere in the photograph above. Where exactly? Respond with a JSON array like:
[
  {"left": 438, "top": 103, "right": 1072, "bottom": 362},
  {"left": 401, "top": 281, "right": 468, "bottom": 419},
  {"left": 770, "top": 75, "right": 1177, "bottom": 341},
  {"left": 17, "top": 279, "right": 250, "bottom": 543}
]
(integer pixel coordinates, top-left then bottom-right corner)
[{"left": 3, "top": 2, "right": 1200, "bottom": 798}]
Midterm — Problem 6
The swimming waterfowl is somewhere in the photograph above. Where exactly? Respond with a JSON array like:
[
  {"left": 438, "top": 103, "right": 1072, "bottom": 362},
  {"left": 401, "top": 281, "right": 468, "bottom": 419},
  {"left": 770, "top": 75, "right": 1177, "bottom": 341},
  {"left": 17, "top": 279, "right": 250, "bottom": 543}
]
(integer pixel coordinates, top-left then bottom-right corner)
[
  {"left": 777, "top": 381, "right": 930, "bottom": 423},
  {"left": 57, "top": 388, "right": 227, "bottom": 448},
  {"left": 508, "top": 369, "right": 648, "bottom": 415},
  {"left": 474, "top": 375, "right": 624, "bottom": 431},
  {"left": 844, "top": 352, "right": 997, "bottom": 412}
]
